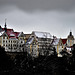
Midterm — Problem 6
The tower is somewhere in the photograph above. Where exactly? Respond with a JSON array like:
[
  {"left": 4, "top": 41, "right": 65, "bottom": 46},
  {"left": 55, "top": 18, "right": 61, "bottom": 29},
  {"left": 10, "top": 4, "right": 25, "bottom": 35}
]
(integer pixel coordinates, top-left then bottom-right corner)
[
  {"left": 67, "top": 30, "right": 74, "bottom": 46},
  {"left": 4, "top": 19, "right": 7, "bottom": 32},
  {"left": 69, "top": 29, "right": 72, "bottom": 36}
]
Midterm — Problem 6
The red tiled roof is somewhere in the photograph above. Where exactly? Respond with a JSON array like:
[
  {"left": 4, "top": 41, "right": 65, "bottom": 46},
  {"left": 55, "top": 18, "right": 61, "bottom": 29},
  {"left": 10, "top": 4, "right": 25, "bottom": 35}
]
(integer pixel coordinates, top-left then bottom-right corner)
[
  {"left": 14, "top": 32, "right": 20, "bottom": 37},
  {"left": 9, "top": 32, "right": 20, "bottom": 39},
  {"left": 7, "top": 29, "right": 14, "bottom": 35},
  {"left": 61, "top": 39, "right": 67, "bottom": 44},
  {"left": 2, "top": 28, "right": 21, "bottom": 39},
  {"left": 2, "top": 28, "right": 14, "bottom": 31},
  {"left": 6, "top": 30, "right": 14, "bottom": 36},
  {"left": 2, "top": 28, "right": 14, "bottom": 36},
  {"left": 2, "top": 28, "right": 4, "bottom": 31}
]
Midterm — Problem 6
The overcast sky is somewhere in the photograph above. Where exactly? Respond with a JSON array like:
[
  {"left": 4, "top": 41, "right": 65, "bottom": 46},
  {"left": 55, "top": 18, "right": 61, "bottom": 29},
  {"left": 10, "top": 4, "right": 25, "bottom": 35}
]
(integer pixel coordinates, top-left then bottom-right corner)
[{"left": 0, "top": 0, "right": 75, "bottom": 38}]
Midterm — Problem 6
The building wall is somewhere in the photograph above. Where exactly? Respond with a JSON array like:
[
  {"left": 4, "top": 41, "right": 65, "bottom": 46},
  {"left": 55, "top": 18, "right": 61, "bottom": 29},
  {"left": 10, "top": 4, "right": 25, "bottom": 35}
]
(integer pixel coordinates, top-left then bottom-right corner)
[
  {"left": 8, "top": 39, "right": 18, "bottom": 51},
  {"left": 0, "top": 35, "right": 25, "bottom": 52},
  {"left": 0, "top": 37, "right": 2, "bottom": 46},
  {"left": 26, "top": 44, "right": 39, "bottom": 57},
  {"left": 74, "top": 39, "right": 75, "bottom": 44},
  {"left": 2, "top": 36, "right": 8, "bottom": 51},
  {"left": 26, "top": 33, "right": 53, "bottom": 57}
]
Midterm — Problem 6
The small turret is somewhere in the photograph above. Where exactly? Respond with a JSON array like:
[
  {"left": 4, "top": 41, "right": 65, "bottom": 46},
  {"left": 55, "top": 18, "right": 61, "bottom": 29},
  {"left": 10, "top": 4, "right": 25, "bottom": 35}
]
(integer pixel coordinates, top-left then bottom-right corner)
[
  {"left": 69, "top": 29, "right": 72, "bottom": 36},
  {"left": 67, "top": 30, "right": 74, "bottom": 40}
]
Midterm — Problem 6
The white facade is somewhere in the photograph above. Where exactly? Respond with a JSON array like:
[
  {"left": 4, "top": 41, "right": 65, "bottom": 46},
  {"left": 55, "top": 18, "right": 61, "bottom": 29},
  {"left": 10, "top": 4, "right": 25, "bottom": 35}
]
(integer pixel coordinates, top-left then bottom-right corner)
[
  {"left": 26, "top": 31, "right": 53, "bottom": 57},
  {"left": 0, "top": 30, "right": 25, "bottom": 52},
  {"left": 2, "top": 36, "right": 8, "bottom": 51},
  {"left": 18, "top": 39, "right": 25, "bottom": 52},
  {"left": 8, "top": 38, "right": 18, "bottom": 52}
]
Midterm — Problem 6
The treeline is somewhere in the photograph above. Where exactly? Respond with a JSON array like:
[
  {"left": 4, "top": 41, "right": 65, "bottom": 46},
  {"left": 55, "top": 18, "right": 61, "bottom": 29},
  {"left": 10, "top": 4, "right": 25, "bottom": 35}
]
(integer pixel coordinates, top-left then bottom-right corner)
[
  {"left": 0, "top": 45, "right": 75, "bottom": 75},
  {"left": 0, "top": 46, "right": 14, "bottom": 72}
]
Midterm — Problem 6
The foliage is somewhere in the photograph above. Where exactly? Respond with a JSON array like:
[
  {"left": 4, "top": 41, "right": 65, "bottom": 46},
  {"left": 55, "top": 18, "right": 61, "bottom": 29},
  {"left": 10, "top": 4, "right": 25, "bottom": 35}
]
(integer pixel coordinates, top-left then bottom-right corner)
[{"left": 0, "top": 46, "right": 14, "bottom": 72}]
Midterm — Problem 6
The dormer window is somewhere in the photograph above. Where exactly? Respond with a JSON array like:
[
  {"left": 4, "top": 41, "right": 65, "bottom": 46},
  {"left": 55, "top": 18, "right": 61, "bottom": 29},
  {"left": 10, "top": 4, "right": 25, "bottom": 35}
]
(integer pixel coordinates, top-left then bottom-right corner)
[{"left": 32, "top": 36, "right": 34, "bottom": 38}]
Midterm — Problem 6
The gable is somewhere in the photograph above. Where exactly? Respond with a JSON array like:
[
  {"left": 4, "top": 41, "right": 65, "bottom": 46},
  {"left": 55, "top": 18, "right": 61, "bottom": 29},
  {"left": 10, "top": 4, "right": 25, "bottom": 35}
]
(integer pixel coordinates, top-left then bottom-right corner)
[
  {"left": 26, "top": 37, "right": 37, "bottom": 45},
  {"left": 61, "top": 39, "right": 67, "bottom": 45},
  {"left": 18, "top": 32, "right": 24, "bottom": 37},
  {"left": 1, "top": 32, "right": 8, "bottom": 37}
]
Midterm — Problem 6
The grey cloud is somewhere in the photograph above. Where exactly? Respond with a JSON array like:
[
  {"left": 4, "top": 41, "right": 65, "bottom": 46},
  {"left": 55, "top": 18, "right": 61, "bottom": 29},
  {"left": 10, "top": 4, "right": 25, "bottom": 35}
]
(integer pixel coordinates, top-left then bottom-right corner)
[
  {"left": 0, "top": 0, "right": 75, "bottom": 38},
  {"left": 0, "top": 9, "right": 75, "bottom": 37},
  {"left": 0, "top": 0, "right": 75, "bottom": 13}
]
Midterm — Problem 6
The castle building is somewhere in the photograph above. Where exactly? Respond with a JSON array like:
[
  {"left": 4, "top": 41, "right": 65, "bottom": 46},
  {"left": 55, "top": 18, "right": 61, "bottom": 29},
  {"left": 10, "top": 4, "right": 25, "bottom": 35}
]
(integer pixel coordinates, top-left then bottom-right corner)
[
  {"left": 0, "top": 21, "right": 74, "bottom": 57},
  {"left": 26, "top": 31, "right": 54, "bottom": 57},
  {"left": 0, "top": 22, "right": 25, "bottom": 52},
  {"left": 53, "top": 31, "right": 74, "bottom": 57}
]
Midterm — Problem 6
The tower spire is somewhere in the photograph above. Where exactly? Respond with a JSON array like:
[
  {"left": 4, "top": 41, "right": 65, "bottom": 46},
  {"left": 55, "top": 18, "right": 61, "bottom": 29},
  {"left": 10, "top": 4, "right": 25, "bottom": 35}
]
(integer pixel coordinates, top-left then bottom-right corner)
[
  {"left": 70, "top": 29, "right": 72, "bottom": 36},
  {"left": 5, "top": 18, "right": 7, "bottom": 28},
  {"left": 4, "top": 18, "right": 7, "bottom": 32}
]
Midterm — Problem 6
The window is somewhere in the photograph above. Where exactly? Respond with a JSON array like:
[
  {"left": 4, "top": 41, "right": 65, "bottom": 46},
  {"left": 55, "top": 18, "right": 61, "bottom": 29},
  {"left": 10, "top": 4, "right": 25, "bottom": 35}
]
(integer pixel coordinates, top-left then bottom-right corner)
[
  {"left": 20, "top": 38, "right": 22, "bottom": 40},
  {"left": 7, "top": 37, "right": 8, "bottom": 39},
  {"left": 21, "top": 41, "right": 23, "bottom": 43},
  {"left": 3, "top": 40, "right": 5, "bottom": 43},
  {"left": 6, "top": 40, "right": 7, "bottom": 43},
  {"left": 3, "top": 44, "right": 5, "bottom": 47},
  {"left": 6, "top": 45, "right": 7, "bottom": 47},
  {"left": 13, "top": 44, "right": 16, "bottom": 47},
  {"left": 3, "top": 37, "right": 5, "bottom": 39},
  {"left": 20, "top": 45, "right": 21, "bottom": 47},
  {"left": 17, "top": 45, "right": 18, "bottom": 47},
  {"left": 15, "top": 41, "right": 16, "bottom": 43},
  {"left": 62, "top": 46, "right": 63, "bottom": 48},
  {"left": 32, "top": 36, "right": 34, "bottom": 38},
  {"left": 13, "top": 41, "right": 14, "bottom": 43}
]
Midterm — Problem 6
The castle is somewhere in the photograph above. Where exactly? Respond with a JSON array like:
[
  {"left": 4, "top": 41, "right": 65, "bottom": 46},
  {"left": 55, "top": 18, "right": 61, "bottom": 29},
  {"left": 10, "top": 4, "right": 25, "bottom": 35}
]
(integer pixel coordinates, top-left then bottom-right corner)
[{"left": 0, "top": 21, "right": 74, "bottom": 57}]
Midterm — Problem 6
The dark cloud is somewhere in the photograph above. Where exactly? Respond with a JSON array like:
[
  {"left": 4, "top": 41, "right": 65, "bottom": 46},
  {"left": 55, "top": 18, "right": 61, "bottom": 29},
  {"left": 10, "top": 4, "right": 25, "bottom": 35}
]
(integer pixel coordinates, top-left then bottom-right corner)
[{"left": 0, "top": 0, "right": 75, "bottom": 12}]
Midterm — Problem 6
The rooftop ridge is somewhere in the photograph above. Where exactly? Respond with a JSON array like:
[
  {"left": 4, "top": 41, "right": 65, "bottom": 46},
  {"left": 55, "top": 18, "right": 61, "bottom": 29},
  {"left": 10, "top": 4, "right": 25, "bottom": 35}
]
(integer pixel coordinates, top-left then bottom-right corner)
[{"left": 32, "top": 31, "right": 51, "bottom": 34}]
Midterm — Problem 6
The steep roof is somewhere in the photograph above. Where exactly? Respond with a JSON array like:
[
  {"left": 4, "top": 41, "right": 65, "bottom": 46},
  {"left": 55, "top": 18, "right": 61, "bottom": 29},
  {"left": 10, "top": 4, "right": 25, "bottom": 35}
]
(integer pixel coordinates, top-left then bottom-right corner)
[
  {"left": 5, "top": 28, "right": 14, "bottom": 36},
  {"left": 2, "top": 28, "right": 14, "bottom": 32},
  {"left": 32, "top": 31, "right": 53, "bottom": 39},
  {"left": 67, "top": 31, "right": 74, "bottom": 40},
  {"left": 0, "top": 31, "right": 5, "bottom": 36},
  {"left": 14, "top": 32, "right": 20, "bottom": 37},
  {"left": 61, "top": 39, "right": 67, "bottom": 44},
  {"left": 26, "top": 38, "right": 34, "bottom": 44},
  {"left": 2, "top": 28, "right": 20, "bottom": 39},
  {"left": 9, "top": 32, "right": 20, "bottom": 39},
  {"left": 52, "top": 36, "right": 59, "bottom": 45},
  {"left": 52, "top": 39, "right": 59, "bottom": 45},
  {"left": 18, "top": 32, "right": 24, "bottom": 37},
  {"left": 0, "top": 26, "right": 3, "bottom": 32}
]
